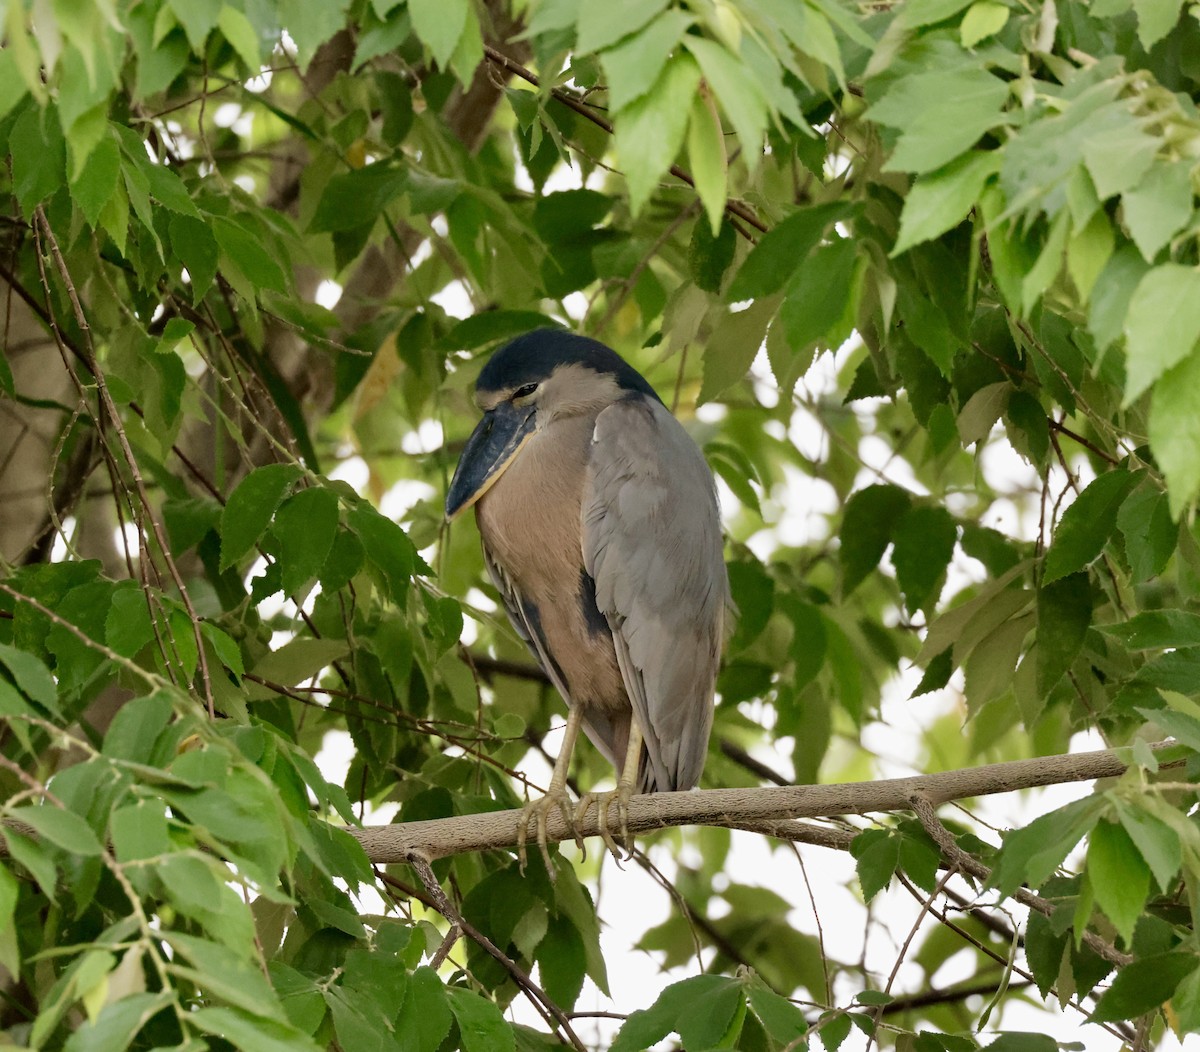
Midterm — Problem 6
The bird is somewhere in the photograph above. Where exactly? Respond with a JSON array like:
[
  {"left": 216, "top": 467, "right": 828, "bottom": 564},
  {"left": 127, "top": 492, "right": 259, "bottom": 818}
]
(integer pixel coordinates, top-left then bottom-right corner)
[{"left": 445, "top": 329, "right": 729, "bottom": 864}]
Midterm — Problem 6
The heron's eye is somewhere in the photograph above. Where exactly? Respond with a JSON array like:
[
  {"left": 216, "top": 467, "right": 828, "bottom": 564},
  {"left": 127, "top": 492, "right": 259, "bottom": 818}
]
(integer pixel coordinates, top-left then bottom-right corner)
[{"left": 513, "top": 383, "right": 539, "bottom": 400}]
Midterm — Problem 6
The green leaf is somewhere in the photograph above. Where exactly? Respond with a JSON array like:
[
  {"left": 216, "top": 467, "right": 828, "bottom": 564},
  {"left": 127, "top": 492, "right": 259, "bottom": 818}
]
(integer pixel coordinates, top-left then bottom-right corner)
[
  {"left": 1035, "top": 572, "right": 1091, "bottom": 697},
  {"left": 169, "top": 213, "right": 220, "bottom": 300},
  {"left": 220, "top": 464, "right": 302, "bottom": 571},
  {"left": 577, "top": 0, "right": 667, "bottom": 52},
  {"left": 446, "top": 987, "right": 515, "bottom": 1052},
  {"left": 699, "top": 298, "right": 777, "bottom": 403},
  {"left": 957, "top": 381, "right": 1010, "bottom": 445},
  {"left": 70, "top": 133, "right": 120, "bottom": 230},
  {"left": 1090, "top": 951, "right": 1197, "bottom": 1022},
  {"left": 0, "top": 48, "right": 27, "bottom": 124},
  {"left": 111, "top": 801, "right": 171, "bottom": 862},
  {"left": 213, "top": 216, "right": 287, "bottom": 295},
  {"left": 249, "top": 637, "right": 350, "bottom": 690},
  {"left": 9, "top": 804, "right": 102, "bottom": 856},
  {"left": 535, "top": 917, "right": 586, "bottom": 1012},
  {"left": 217, "top": 6, "right": 261, "bottom": 69},
  {"left": 1149, "top": 349, "right": 1200, "bottom": 518},
  {"left": 960, "top": 0, "right": 1009, "bottom": 45},
  {"left": 1043, "top": 469, "right": 1136, "bottom": 583},
  {"left": 893, "top": 150, "right": 999, "bottom": 256},
  {"left": 1087, "top": 819, "right": 1149, "bottom": 943},
  {"left": 891, "top": 505, "right": 957, "bottom": 614},
  {"left": 347, "top": 504, "right": 420, "bottom": 604},
  {"left": 613, "top": 54, "right": 701, "bottom": 217},
  {"left": 611, "top": 975, "right": 739, "bottom": 1052},
  {"left": 1113, "top": 800, "right": 1182, "bottom": 893},
  {"left": 684, "top": 37, "right": 768, "bottom": 168},
  {"left": 777, "top": 237, "right": 858, "bottom": 356},
  {"left": 1101, "top": 610, "right": 1200, "bottom": 650},
  {"left": 409, "top": 0, "right": 467, "bottom": 68},
  {"left": 0, "top": 641, "right": 58, "bottom": 712},
  {"left": 62, "top": 991, "right": 175, "bottom": 1052},
  {"left": 840, "top": 485, "right": 913, "bottom": 596},
  {"left": 689, "top": 217, "right": 737, "bottom": 294},
  {"left": 190, "top": 1005, "right": 323, "bottom": 1052},
  {"left": 11, "top": 104, "right": 66, "bottom": 215},
  {"left": 868, "top": 68, "right": 1010, "bottom": 174},
  {"left": 1116, "top": 481, "right": 1176, "bottom": 583},
  {"left": 441, "top": 312, "right": 563, "bottom": 350},
  {"left": 1132, "top": 0, "right": 1186, "bottom": 47},
  {"left": 851, "top": 829, "right": 900, "bottom": 901},
  {"left": 744, "top": 976, "right": 807, "bottom": 1045},
  {"left": 727, "top": 202, "right": 848, "bottom": 300},
  {"left": 994, "top": 797, "right": 1105, "bottom": 896},
  {"left": 687, "top": 90, "right": 728, "bottom": 235},
  {"left": 272, "top": 487, "right": 339, "bottom": 595},
  {"left": 1123, "top": 264, "right": 1200, "bottom": 404},
  {"left": 599, "top": 10, "right": 693, "bottom": 111},
  {"left": 1121, "top": 161, "right": 1193, "bottom": 261},
  {"left": 167, "top": 0, "right": 220, "bottom": 50}
]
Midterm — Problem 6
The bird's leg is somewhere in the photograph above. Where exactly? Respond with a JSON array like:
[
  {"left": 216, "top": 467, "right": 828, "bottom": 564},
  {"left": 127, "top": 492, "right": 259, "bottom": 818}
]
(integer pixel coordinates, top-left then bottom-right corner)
[
  {"left": 517, "top": 704, "right": 584, "bottom": 874},
  {"left": 576, "top": 722, "right": 643, "bottom": 861}
]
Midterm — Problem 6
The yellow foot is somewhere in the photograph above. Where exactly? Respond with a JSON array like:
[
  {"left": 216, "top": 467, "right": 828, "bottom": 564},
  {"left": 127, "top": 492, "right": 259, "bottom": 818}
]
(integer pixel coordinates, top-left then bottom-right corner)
[
  {"left": 516, "top": 787, "right": 582, "bottom": 875},
  {"left": 575, "top": 783, "right": 636, "bottom": 862}
]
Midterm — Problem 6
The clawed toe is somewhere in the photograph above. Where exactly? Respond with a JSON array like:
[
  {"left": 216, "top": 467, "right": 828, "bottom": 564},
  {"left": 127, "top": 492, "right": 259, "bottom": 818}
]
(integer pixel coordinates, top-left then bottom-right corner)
[
  {"left": 516, "top": 787, "right": 584, "bottom": 875},
  {"left": 576, "top": 785, "right": 635, "bottom": 862}
]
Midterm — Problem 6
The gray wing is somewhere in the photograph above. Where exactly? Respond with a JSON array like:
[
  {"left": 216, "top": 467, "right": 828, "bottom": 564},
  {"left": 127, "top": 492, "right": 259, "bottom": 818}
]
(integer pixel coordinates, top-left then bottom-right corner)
[
  {"left": 582, "top": 396, "right": 728, "bottom": 792},
  {"left": 481, "top": 545, "right": 573, "bottom": 707},
  {"left": 483, "top": 544, "right": 626, "bottom": 771}
]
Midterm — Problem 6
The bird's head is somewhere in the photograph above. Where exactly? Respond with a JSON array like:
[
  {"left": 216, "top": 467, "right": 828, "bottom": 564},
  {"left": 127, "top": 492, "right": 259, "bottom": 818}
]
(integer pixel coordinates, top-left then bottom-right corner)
[{"left": 444, "top": 329, "right": 662, "bottom": 519}]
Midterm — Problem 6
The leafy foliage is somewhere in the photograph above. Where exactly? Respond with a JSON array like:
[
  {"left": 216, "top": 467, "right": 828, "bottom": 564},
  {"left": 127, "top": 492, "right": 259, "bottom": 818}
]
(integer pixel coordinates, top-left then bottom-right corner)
[{"left": 3, "top": 0, "right": 1200, "bottom": 1049}]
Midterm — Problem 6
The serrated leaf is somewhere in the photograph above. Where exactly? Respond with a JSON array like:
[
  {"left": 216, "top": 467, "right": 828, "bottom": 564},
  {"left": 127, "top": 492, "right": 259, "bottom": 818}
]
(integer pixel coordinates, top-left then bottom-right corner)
[
  {"left": 727, "top": 202, "right": 848, "bottom": 300},
  {"left": 613, "top": 54, "right": 700, "bottom": 217},
  {"left": 1149, "top": 349, "right": 1200, "bottom": 518},
  {"left": 851, "top": 829, "right": 900, "bottom": 901},
  {"left": 190, "top": 1005, "right": 323, "bottom": 1052},
  {"left": 219, "top": 464, "right": 302, "bottom": 571},
  {"left": 576, "top": 0, "right": 667, "bottom": 52},
  {"left": 598, "top": 10, "right": 693, "bottom": 111},
  {"left": 272, "top": 487, "right": 339, "bottom": 595},
  {"left": 1035, "top": 572, "right": 1091, "bottom": 697},
  {"left": 1122, "top": 161, "right": 1193, "bottom": 262},
  {"left": 684, "top": 36, "right": 768, "bottom": 169},
  {"left": 1043, "top": 469, "right": 1136, "bottom": 583},
  {"left": 699, "top": 298, "right": 776, "bottom": 403},
  {"left": 1113, "top": 800, "right": 1181, "bottom": 893},
  {"left": 687, "top": 89, "right": 727, "bottom": 235},
  {"left": 446, "top": 987, "right": 515, "bottom": 1052},
  {"left": 249, "top": 637, "right": 349, "bottom": 689},
  {"left": 10, "top": 804, "right": 102, "bottom": 856},
  {"left": 993, "top": 796, "right": 1104, "bottom": 896},
  {"left": 1090, "top": 951, "right": 1196, "bottom": 1022},
  {"left": 869, "top": 67, "right": 1010, "bottom": 174},
  {"left": 891, "top": 505, "right": 957, "bottom": 613},
  {"left": 409, "top": 0, "right": 468, "bottom": 67},
  {"left": 1132, "top": 0, "right": 1185, "bottom": 47},
  {"left": 1087, "top": 819, "right": 1149, "bottom": 943},
  {"left": 0, "top": 642, "right": 58, "bottom": 712},
  {"left": 1117, "top": 481, "right": 1175, "bottom": 583},
  {"left": 1123, "top": 264, "right": 1200, "bottom": 405},
  {"left": 689, "top": 217, "right": 736, "bottom": 294},
  {"left": 840, "top": 485, "right": 913, "bottom": 596},
  {"left": 893, "top": 150, "right": 999, "bottom": 256}
]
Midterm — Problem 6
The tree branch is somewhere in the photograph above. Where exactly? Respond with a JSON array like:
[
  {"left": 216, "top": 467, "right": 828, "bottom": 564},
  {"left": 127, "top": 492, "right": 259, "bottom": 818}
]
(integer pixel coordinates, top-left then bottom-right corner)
[{"left": 350, "top": 741, "right": 1180, "bottom": 862}]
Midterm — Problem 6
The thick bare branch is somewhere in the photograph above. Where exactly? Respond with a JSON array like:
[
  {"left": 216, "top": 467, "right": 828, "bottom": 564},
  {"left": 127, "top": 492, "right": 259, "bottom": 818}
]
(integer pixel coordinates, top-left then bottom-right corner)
[{"left": 350, "top": 741, "right": 1179, "bottom": 862}]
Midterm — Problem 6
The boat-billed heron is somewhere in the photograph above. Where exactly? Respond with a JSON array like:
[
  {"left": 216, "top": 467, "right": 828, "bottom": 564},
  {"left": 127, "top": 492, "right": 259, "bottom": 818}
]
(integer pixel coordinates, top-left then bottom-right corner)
[{"left": 446, "top": 329, "right": 729, "bottom": 861}]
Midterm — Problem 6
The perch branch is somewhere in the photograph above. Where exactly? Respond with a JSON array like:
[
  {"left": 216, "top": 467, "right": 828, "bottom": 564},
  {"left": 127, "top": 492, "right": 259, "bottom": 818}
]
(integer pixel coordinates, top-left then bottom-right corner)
[{"left": 350, "top": 741, "right": 1179, "bottom": 862}]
